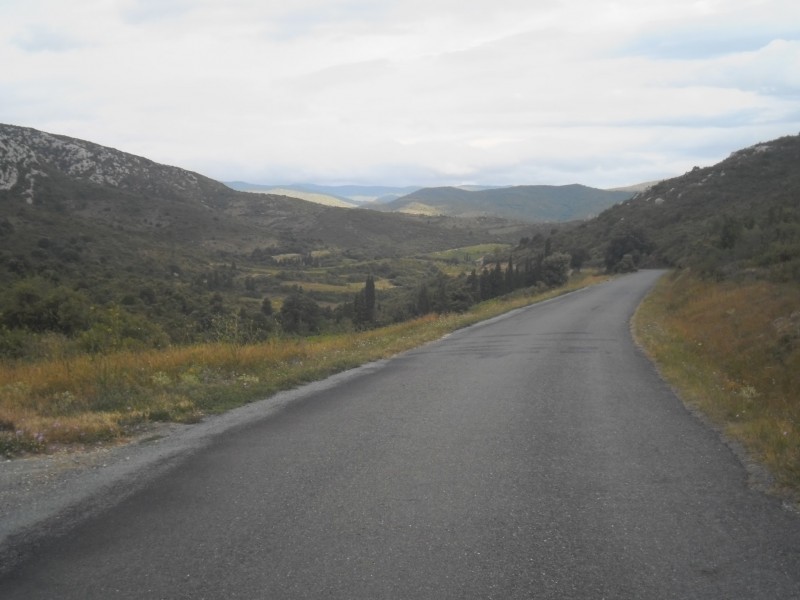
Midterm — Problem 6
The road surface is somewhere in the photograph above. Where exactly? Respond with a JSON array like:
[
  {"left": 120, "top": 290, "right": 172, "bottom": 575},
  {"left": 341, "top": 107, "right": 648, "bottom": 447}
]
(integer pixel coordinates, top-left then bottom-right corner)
[{"left": 1, "top": 270, "right": 799, "bottom": 598}]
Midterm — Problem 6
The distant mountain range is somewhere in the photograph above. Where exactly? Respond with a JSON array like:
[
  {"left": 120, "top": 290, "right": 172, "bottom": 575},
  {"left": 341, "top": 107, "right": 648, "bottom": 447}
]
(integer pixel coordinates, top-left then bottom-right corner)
[
  {"left": 374, "top": 184, "right": 635, "bottom": 222},
  {"left": 226, "top": 182, "right": 637, "bottom": 222}
]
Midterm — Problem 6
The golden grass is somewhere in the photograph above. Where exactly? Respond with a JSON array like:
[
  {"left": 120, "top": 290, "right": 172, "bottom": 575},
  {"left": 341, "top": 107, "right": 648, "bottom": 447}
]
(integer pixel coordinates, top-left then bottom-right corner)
[
  {"left": 0, "top": 272, "right": 608, "bottom": 457},
  {"left": 279, "top": 278, "right": 394, "bottom": 293},
  {"left": 633, "top": 270, "right": 800, "bottom": 499},
  {"left": 427, "top": 244, "right": 513, "bottom": 260}
]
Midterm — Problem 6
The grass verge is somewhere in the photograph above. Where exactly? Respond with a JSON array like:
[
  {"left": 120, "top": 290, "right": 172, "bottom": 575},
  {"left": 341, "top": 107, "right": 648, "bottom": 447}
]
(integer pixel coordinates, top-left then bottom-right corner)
[
  {"left": 1, "top": 272, "right": 608, "bottom": 457},
  {"left": 633, "top": 269, "right": 800, "bottom": 502}
]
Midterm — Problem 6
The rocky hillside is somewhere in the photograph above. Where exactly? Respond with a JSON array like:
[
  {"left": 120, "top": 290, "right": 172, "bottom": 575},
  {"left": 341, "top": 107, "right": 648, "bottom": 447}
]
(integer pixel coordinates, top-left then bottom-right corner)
[
  {"left": 0, "top": 124, "right": 231, "bottom": 208},
  {"left": 549, "top": 134, "right": 800, "bottom": 280},
  {"left": 0, "top": 124, "right": 521, "bottom": 260}
]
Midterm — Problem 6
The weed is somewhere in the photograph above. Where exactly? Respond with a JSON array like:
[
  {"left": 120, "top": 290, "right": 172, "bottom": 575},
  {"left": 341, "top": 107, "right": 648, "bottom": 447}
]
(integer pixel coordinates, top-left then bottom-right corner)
[{"left": 634, "top": 270, "right": 800, "bottom": 499}]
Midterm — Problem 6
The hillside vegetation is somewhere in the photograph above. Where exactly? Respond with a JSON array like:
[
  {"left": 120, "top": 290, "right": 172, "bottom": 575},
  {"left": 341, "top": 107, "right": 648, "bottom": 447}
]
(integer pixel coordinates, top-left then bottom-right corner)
[
  {"left": 554, "top": 134, "right": 800, "bottom": 281},
  {"left": 0, "top": 124, "right": 542, "bottom": 359},
  {"left": 379, "top": 184, "right": 633, "bottom": 222}
]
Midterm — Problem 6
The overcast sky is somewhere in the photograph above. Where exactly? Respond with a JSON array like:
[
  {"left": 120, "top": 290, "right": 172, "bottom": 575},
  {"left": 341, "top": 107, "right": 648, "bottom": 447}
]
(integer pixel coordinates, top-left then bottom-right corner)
[{"left": 1, "top": 0, "right": 799, "bottom": 188}]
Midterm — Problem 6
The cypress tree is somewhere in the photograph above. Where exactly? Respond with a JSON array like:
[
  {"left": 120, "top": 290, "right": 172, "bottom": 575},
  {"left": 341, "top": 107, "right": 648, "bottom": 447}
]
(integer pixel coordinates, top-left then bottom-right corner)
[
  {"left": 505, "top": 255, "right": 514, "bottom": 292},
  {"left": 416, "top": 284, "right": 431, "bottom": 315},
  {"left": 365, "top": 275, "right": 376, "bottom": 322}
]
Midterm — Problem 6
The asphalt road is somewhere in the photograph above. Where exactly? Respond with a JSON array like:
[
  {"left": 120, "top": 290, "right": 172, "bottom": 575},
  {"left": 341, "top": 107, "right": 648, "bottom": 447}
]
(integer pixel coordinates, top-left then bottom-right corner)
[{"left": 1, "top": 270, "right": 799, "bottom": 599}]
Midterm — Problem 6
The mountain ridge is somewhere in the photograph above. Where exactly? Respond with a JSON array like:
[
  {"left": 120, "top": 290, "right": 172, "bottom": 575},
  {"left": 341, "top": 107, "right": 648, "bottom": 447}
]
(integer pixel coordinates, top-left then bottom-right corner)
[
  {"left": 545, "top": 133, "right": 800, "bottom": 280},
  {"left": 0, "top": 124, "right": 232, "bottom": 208},
  {"left": 0, "top": 123, "right": 525, "bottom": 259},
  {"left": 377, "top": 184, "right": 634, "bottom": 222}
]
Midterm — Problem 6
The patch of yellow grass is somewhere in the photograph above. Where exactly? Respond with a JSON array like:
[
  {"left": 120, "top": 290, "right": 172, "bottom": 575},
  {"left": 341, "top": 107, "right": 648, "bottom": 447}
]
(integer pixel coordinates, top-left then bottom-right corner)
[
  {"left": 634, "top": 270, "right": 800, "bottom": 499},
  {"left": 427, "top": 244, "right": 513, "bottom": 261},
  {"left": 279, "top": 278, "right": 394, "bottom": 293}
]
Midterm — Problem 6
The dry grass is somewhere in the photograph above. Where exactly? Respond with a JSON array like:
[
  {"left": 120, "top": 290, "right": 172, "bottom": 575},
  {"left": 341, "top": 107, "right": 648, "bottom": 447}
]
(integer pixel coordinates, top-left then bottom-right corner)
[
  {"left": 0, "top": 272, "right": 609, "bottom": 457},
  {"left": 279, "top": 278, "right": 394, "bottom": 293},
  {"left": 633, "top": 270, "right": 800, "bottom": 499},
  {"left": 427, "top": 244, "right": 513, "bottom": 261}
]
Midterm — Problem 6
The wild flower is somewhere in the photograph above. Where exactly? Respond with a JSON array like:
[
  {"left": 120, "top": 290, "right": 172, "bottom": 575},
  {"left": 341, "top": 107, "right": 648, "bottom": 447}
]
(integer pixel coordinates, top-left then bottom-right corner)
[
  {"left": 151, "top": 371, "right": 172, "bottom": 386},
  {"left": 739, "top": 385, "right": 758, "bottom": 400}
]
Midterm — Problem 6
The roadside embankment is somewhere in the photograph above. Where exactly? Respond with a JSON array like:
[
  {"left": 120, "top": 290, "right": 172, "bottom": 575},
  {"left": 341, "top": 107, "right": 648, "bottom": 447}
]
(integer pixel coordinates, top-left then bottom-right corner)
[{"left": 633, "top": 269, "right": 800, "bottom": 506}]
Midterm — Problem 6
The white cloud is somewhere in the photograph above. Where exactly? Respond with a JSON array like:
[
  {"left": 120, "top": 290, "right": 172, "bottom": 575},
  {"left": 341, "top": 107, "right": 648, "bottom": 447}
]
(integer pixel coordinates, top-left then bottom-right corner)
[{"left": 0, "top": 0, "right": 798, "bottom": 187}]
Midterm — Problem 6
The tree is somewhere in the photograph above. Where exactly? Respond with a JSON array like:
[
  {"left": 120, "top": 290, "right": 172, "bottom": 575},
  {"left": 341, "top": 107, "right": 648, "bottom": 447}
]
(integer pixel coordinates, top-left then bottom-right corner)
[
  {"left": 416, "top": 284, "right": 431, "bottom": 315},
  {"left": 353, "top": 291, "right": 367, "bottom": 325},
  {"left": 479, "top": 268, "right": 490, "bottom": 300},
  {"left": 353, "top": 275, "right": 377, "bottom": 326},
  {"left": 719, "top": 215, "right": 742, "bottom": 250},
  {"left": 261, "top": 296, "right": 273, "bottom": 316},
  {"left": 488, "top": 261, "right": 503, "bottom": 298},
  {"left": 466, "top": 269, "right": 480, "bottom": 298},
  {"left": 505, "top": 255, "right": 515, "bottom": 293},
  {"left": 209, "top": 293, "right": 224, "bottom": 314},
  {"left": 1, "top": 277, "right": 91, "bottom": 335},
  {"left": 604, "top": 229, "right": 653, "bottom": 272},
  {"left": 569, "top": 248, "right": 589, "bottom": 272},
  {"left": 523, "top": 257, "right": 541, "bottom": 286},
  {"left": 364, "top": 274, "right": 376, "bottom": 322},
  {"left": 541, "top": 252, "right": 571, "bottom": 287},
  {"left": 428, "top": 275, "right": 457, "bottom": 313},
  {"left": 279, "top": 291, "right": 322, "bottom": 335}
]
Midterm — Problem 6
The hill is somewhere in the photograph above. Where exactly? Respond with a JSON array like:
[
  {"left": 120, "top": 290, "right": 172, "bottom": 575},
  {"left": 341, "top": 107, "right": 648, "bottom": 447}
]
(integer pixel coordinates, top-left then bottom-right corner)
[
  {"left": 376, "top": 184, "right": 634, "bottom": 222},
  {"left": 0, "top": 124, "right": 521, "bottom": 260},
  {"left": 224, "top": 182, "right": 420, "bottom": 205},
  {"left": 546, "top": 134, "right": 800, "bottom": 281},
  {"left": 0, "top": 124, "right": 530, "bottom": 355},
  {"left": 224, "top": 182, "right": 359, "bottom": 208}
]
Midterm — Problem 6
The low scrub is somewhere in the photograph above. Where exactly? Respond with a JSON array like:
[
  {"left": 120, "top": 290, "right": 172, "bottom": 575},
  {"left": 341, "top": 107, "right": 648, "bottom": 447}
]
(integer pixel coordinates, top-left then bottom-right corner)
[
  {"left": 0, "top": 273, "right": 607, "bottom": 457},
  {"left": 633, "top": 270, "right": 800, "bottom": 501}
]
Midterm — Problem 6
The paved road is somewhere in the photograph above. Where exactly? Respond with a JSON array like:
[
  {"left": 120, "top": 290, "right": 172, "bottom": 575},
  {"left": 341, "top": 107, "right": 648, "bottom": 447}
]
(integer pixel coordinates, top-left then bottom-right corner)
[{"left": 1, "top": 270, "right": 799, "bottom": 598}]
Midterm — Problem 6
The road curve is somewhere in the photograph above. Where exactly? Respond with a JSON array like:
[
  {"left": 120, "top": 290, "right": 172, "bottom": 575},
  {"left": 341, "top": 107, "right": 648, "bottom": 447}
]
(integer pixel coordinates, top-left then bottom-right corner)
[{"left": 1, "top": 270, "right": 799, "bottom": 599}]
